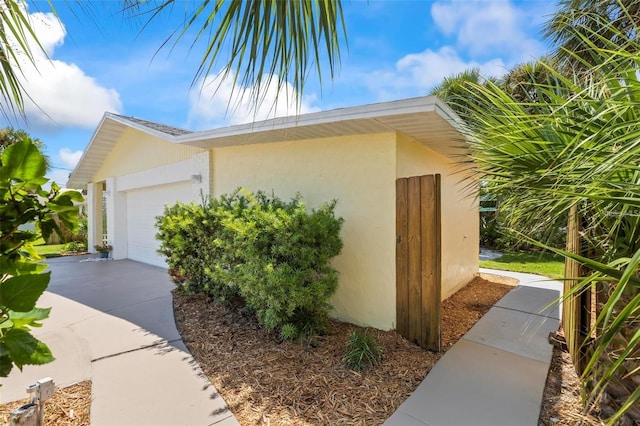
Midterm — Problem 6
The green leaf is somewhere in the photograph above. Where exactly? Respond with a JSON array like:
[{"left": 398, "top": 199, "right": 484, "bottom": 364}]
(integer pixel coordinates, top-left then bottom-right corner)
[
  {"left": 2, "top": 328, "right": 54, "bottom": 369},
  {"left": 0, "top": 140, "right": 47, "bottom": 183},
  {"left": 0, "top": 272, "right": 50, "bottom": 312},
  {"left": 0, "top": 353, "right": 13, "bottom": 377},
  {"left": 0, "top": 256, "right": 47, "bottom": 277},
  {"left": 9, "top": 307, "right": 51, "bottom": 330}
]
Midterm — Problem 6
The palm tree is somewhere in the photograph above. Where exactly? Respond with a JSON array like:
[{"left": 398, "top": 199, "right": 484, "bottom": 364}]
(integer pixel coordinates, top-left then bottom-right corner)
[
  {"left": 461, "top": 3, "right": 640, "bottom": 422},
  {"left": 0, "top": 0, "right": 45, "bottom": 120},
  {"left": 429, "top": 68, "right": 489, "bottom": 119},
  {"left": 0, "top": 0, "right": 346, "bottom": 119},
  {"left": 544, "top": 0, "right": 640, "bottom": 73}
]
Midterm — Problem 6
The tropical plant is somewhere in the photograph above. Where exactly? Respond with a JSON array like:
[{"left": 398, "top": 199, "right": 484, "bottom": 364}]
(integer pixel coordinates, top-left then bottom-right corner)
[
  {"left": 460, "top": 1, "right": 640, "bottom": 422},
  {"left": 0, "top": 128, "right": 51, "bottom": 169},
  {"left": 429, "top": 68, "right": 490, "bottom": 119},
  {"left": 1, "top": 0, "right": 346, "bottom": 119},
  {"left": 544, "top": 0, "right": 640, "bottom": 74},
  {"left": 0, "top": 136, "right": 83, "bottom": 377}
]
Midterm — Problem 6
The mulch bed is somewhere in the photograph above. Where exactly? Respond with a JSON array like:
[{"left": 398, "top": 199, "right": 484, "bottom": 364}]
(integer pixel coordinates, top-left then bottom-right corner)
[
  {"left": 173, "top": 275, "right": 515, "bottom": 425},
  {"left": 0, "top": 381, "right": 91, "bottom": 425},
  {"left": 539, "top": 344, "right": 604, "bottom": 425}
]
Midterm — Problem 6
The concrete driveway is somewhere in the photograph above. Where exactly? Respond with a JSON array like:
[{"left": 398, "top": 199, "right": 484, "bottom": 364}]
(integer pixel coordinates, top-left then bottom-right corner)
[{"left": 1, "top": 256, "right": 238, "bottom": 426}]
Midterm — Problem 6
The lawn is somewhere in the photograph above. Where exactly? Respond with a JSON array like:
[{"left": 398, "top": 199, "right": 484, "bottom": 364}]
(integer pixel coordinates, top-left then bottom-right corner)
[
  {"left": 480, "top": 250, "right": 565, "bottom": 280},
  {"left": 34, "top": 243, "right": 66, "bottom": 258}
]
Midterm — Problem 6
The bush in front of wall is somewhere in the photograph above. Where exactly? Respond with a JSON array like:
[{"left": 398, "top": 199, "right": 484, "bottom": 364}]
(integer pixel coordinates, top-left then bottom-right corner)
[
  {"left": 227, "top": 191, "right": 344, "bottom": 337},
  {"left": 156, "top": 189, "right": 344, "bottom": 339},
  {"left": 343, "top": 328, "right": 383, "bottom": 371},
  {"left": 155, "top": 199, "right": 239, "bottom": 302}
]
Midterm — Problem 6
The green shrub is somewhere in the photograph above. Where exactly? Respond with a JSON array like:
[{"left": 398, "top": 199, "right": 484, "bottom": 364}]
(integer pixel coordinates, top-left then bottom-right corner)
[
  {"left": 279, "top": 323, "right": 298, "bottom": 341},
  {"left": 343, "top": 329, "right": 383, "bottom": 371},
  {"left": 62, "top": 241, "right": 87, "bottom": 253},
  {"left": 155, "top": 199, "right": 238, "bottom": 301},
  {"left": 156, "top": 189, "right": 344, "bottom": 339}
]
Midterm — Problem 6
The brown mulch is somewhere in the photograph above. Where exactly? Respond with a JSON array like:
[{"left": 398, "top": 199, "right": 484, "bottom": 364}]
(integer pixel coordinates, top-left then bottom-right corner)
[
  {"left": 539, "top": 344, "right": 604, "bottom": 426},
  {"left": 173, "top": 275, "right": 514, "bottom": 425},
  {"left": 0, "top": 381, "right": 91, "bottom": 425}
]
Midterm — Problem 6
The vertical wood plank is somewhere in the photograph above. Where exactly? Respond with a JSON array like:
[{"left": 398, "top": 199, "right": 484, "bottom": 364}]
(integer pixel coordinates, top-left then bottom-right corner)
[
  {"left": 420, "top": 175, "right": 435, "bottom": 350},
  {"left": 564, "top": 204, "right": 583, "bottom": 372},
  {"left": 395, "top": 178, "right": 409, "bottom": 338},
  {"left": 418, "top": 175, "right": 442, "bottom": 351},
  {"left": 433, "top": 174, "right": 443, "bottom": 351},
  {"left": 407, "top": 176, "right": 422, "bottom": 344}
]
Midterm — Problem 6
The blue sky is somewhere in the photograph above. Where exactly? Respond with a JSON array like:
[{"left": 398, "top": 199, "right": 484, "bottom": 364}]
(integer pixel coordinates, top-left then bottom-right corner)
[{"left": 2, "top": 0, "right": 556, "bottom": 187}]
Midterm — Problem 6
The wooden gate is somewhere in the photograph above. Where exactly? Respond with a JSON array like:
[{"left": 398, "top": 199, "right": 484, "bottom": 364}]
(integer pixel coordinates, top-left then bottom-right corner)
[{"left": 396, "top": 174, "right": 441, "bottom": 351}]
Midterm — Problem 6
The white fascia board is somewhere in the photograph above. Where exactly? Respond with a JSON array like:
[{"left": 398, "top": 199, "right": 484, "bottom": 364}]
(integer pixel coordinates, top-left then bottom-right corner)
[{"left": 175, "top": 96, "right": 441, "bottom": 144}]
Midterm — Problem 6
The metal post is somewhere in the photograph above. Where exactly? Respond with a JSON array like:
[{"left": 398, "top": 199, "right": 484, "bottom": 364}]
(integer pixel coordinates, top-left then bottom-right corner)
[{"left": 10, "top": 378, "right": 55, "bottom": 426}]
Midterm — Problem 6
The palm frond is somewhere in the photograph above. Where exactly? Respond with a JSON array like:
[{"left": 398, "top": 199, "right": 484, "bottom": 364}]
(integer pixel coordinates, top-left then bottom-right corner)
[{"left": 125, "top": 0, "right": 346, "bottom": 112}]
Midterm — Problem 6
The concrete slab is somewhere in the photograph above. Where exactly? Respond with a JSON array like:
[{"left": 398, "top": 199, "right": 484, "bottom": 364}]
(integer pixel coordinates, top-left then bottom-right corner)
[
  {"left": 462, "top": 306, "right": 558, "bottom": 363},
  {"left": 495, "top": 285, "right": 561, "bottom": 319},
  {"left": 1, "top": 327, "right": 92, "bottom": 403},
  {"left": 46, "top": 258, "right": 175, "bottom": 315},
  {"left": 3, "top": 258, "right": 238, "bottom": 425},
  {"left": 37, "top": 292, "right": 101, "bottom": 326},
  {"left": 479, "top": 268, "right": 563, "bottom": 292},
  {"left": 91, "top": 345, "right": 238, "bottom": 426},
  {"left": 388, "top": 339, "right": 548, "bottom": 426},
  {"left": 105, "top": 295, "right": 182, "bottom": 343},
  {"left": 68, "top": 313, "right": 167, "bottom": 360}
]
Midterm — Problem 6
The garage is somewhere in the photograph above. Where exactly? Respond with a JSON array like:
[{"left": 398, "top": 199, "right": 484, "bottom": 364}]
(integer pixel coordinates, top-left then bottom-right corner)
[{"left": 126, "top": 181, "right": 193, "bottom": 267}]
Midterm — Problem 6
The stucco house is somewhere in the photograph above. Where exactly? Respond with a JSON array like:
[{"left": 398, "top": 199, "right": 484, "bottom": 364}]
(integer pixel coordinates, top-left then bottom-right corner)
[{"left": 68, "top": 96, "right": 478, "bottom": 333}]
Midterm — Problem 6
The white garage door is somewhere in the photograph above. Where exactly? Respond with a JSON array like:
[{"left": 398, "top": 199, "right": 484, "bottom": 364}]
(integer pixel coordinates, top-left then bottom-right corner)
[{"left": 126, "top": 181, "right": 193, "bottom": 267}]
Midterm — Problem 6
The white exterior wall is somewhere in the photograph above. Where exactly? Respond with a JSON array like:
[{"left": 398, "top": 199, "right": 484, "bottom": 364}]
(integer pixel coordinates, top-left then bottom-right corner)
[{"left": 212, "top": 133, "right": 398, "bottom": 330}]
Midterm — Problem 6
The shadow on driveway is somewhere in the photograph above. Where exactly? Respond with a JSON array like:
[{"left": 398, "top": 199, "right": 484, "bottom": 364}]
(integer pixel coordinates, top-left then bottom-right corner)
[{"left": 45, "top": 255, "right": 185, "bottom": 350}]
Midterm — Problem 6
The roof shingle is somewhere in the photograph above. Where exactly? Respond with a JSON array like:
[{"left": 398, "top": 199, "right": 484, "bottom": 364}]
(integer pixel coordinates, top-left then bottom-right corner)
[{"left": 112, "top": 114, "right": 192, "bottom": 136}]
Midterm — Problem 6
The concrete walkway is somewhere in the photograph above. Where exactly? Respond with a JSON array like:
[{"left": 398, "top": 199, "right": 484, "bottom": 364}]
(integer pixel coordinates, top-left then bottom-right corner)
[
  {"left": 385, "top": 268, "right": 562, "bottom": 426},
  {"left": 1, "top": 256, "right": 238, "bottom": 426}
]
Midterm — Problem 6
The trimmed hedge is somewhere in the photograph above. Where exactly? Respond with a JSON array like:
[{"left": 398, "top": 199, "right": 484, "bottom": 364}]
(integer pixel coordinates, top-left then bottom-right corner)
[{"left": 156, "top": 189, "right": 344, "bottom": 339}]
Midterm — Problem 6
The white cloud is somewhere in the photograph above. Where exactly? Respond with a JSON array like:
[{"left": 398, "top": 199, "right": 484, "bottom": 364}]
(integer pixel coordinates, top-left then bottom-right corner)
[
  {"left": 46, "top": 168, "right": 72, "bottom": 189},
  {"left": 188, "top": 71, "right": 320, "bottom": 129},
  {"left": 431, "top": 0, "right": 544, "bottom": 61},
  {"left": 58, "top": 148, "right": 83, "bottom": 169},
  {"left": 5, "top": 5, "right": 122, "bottom": 129},
  {"left": 395, "top": 47, "right": 505, "bottom": 89},
  {"left": 361, "top": 47, "right": 506, "bottom": 99},
  {"left": 359, "top": 0, "right": 546, "bottom": 100}
]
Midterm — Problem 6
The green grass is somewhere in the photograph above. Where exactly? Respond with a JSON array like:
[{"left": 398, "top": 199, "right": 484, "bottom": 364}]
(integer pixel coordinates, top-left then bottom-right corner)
[
  {"left": 480, "top": 250, "right": 565, "bottom": 280},
  {"left": 33, "top": 243, "right": 66, "bottom": 258}
]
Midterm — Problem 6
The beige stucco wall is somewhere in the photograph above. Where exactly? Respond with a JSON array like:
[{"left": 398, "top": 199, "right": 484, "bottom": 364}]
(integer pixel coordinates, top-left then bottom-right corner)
[
  {"left": 396, "top": 133, "right": 479, "bottom": 300},
  {"left": 93, "top": 127, "right": 205, "bottom": 182},
  {"left": 212, "top": 133, "right": 398, "bottom": 330}
]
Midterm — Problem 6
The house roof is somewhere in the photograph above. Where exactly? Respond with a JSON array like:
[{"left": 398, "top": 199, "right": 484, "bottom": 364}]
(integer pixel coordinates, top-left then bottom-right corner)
[
  {"left": 115, "top": 115, "right": 193, "bottom": 136},
  {"left": 68, "top": 96, "right": 467, "bottom": 189}
]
